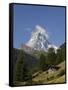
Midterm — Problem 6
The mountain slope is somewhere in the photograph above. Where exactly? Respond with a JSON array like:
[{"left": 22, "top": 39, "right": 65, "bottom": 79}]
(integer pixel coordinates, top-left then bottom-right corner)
[
  {"left": 32, "top": 61, "right": 65, "bottom": 84},
  {"left": 14, "top": 61, "right": 65, "bottom": 86}
]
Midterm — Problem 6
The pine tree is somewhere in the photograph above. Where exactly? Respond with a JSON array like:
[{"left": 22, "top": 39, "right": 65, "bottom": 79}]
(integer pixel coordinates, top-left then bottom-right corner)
[
  {"left": 56, "top": 42, "right": 66, "bottom": 64},
  {"left": 14, "top": 50, "right": 25, "bottom": 82},
  {"left": 56, "top": 48, "right": 64, "bottom": 64},
  {"left": 47, "top": 48, "right": 56, "bottom": 65},
  {"left": 39, "top": 53, "right": 47, "bottom": 71}
]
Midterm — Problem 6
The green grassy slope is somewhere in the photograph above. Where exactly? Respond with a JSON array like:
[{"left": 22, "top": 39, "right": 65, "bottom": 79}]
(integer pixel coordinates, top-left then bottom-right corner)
[{"left": 32, "top": 61, "right": 66, "bottom": 84}]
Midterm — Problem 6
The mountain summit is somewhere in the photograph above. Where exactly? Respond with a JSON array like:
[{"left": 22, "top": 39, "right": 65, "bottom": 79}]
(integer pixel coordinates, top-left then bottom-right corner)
[{"left": 26, "top": 25, "right": 57, "bottom": 52}]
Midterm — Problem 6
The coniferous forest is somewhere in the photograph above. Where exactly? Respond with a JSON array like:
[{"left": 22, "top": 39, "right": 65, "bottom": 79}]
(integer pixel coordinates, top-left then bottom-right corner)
[{"left": 11, "top": 42, "right": 66, "bottom": 86}]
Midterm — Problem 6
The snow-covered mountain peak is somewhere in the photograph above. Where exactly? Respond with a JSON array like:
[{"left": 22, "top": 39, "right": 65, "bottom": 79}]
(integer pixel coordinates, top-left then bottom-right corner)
[{"left": 26, "top": 25, "right": 57, "bottom": 52}]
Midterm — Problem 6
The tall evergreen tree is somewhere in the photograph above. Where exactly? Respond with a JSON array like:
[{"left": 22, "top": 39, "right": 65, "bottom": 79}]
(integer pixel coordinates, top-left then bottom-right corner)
[
  {"left": 14, "top": 50, "right": 33, "bottom": 84},
  {"left": 39, "top": 53, "right": 47, "bottom": 71},
  {"left": 14, "top": 50, "right": 25, "bottom": 81},
  {"left": 47, "top": 48, "right": 56, "bottom": 65},
  {"left": 56, "top": 48, "right": 65, "bottom": 64}
]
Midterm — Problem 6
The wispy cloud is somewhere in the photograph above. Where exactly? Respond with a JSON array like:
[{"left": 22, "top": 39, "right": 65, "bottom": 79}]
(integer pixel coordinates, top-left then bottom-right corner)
[{"left": 25, "top": 28, "right": 31, "bottom": 32}]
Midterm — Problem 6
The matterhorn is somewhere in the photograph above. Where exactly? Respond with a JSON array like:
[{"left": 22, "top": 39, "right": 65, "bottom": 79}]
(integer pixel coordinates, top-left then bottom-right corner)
[{"left": 26, "top": 25, "right": 57, "bottom": 52}]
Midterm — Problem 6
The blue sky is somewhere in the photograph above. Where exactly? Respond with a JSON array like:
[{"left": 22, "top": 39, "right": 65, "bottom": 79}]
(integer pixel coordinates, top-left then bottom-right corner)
[{"left": 13, "top": 4, "right": 65, "bottom": 48}]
